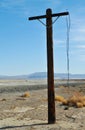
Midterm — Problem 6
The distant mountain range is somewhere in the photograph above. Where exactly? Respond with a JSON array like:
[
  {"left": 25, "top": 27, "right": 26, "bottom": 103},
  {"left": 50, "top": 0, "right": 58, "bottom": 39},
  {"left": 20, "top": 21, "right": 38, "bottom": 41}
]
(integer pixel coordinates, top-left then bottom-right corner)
[{"left": 0, "top": 72, "right": 85, "bottom": 79}]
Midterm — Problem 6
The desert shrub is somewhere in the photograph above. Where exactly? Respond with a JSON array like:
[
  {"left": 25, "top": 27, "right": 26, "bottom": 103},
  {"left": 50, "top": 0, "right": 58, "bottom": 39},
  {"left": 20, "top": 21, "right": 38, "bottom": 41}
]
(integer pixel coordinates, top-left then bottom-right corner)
[
  {"left": 55, "top": 92, "right": 85, "bottom": 108},
  {"left": 21, "top": 91, "right": 30, "bottom": 98}
]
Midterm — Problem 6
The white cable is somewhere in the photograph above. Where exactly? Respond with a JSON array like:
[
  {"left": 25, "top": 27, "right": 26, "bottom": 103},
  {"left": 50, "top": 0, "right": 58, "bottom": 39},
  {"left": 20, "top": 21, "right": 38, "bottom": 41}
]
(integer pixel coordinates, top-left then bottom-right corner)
[{"left": 66, "top": 13, "right": 71, "bottom": 87}]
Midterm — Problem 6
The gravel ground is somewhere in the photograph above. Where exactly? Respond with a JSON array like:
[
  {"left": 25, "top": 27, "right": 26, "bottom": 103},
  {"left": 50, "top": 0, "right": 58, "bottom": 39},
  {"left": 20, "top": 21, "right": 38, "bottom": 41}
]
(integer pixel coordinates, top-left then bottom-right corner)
[{"left": 0, "top": 79, "right": 85, "bottom": 130}]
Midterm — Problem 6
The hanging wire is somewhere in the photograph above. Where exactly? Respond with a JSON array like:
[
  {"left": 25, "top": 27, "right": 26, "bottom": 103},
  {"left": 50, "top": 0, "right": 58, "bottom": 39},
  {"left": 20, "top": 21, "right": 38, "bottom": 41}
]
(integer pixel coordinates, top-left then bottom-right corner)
[
  {"left": 37, "top": 16, "right": 59, "bottom": 28},
  {"left": 37, "top": 12, "right": 71, "bottom": 87},
  {"left": 66, "top": 13, "right": 71, "bottom": 87}
]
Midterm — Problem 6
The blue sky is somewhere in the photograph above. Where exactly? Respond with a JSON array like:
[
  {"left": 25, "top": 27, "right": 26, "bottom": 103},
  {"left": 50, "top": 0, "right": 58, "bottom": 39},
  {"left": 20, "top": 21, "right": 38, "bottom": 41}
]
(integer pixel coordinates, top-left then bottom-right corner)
[{"left": 0, "top": 0, "right": 85, "bottom": 75}]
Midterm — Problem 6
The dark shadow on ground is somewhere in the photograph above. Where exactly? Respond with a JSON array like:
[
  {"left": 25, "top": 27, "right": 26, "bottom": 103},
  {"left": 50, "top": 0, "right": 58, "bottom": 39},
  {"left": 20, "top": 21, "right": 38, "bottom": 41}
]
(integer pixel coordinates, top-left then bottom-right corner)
[{"left": 0, "top": 123, "right": 48, "bottom": 129}]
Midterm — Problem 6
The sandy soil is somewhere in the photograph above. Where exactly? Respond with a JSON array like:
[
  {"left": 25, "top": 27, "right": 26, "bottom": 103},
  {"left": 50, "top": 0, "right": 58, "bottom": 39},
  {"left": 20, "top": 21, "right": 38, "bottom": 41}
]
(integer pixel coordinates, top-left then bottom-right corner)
[{"left": 0, "top": 79, "right": 85, "bottom": 130}]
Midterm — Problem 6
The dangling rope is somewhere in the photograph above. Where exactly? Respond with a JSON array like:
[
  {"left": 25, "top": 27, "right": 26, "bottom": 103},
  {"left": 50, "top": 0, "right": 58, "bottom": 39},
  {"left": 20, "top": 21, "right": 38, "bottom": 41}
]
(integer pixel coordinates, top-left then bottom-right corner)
[
  {"left": 37, "top": 12, "right": 71, "bottom": 87},
  {"left": 66, "top": 13, "right": 71, "bottom": 87}
]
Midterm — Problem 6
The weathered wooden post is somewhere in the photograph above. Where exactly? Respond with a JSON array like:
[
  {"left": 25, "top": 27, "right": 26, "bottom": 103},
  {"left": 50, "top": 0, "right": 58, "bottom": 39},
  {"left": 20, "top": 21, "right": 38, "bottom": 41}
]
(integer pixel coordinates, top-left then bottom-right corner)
[
  {"left": 46, "top": 9, "right": 55, "bottom": 123},
  {"left": 28, "top": 8, "right": 69, "bottom": 124}
]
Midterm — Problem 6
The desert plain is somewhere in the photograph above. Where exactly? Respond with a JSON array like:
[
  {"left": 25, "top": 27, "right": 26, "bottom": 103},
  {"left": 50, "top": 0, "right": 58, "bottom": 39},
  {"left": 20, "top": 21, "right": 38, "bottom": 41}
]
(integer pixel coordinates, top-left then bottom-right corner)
[{"left": 0, "top": 79, "right": 85, "bottom": 130}]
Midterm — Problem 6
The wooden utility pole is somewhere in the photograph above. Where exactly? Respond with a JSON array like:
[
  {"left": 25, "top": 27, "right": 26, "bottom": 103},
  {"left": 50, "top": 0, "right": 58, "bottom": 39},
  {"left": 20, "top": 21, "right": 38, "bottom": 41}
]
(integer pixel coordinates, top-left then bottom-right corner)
[
  {"left": 46, "top": 9, "right": 55, "bottom": 124},
  {"left": 29, "top": 8, "right": 69, "bottom": 124}
]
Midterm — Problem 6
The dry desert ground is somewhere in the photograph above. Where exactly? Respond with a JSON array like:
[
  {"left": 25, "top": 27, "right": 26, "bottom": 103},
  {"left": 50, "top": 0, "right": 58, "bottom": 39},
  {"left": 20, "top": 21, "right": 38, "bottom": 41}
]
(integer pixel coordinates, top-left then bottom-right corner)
[{"left": 0, "top": 79, "right": 85, "bottom": 130}]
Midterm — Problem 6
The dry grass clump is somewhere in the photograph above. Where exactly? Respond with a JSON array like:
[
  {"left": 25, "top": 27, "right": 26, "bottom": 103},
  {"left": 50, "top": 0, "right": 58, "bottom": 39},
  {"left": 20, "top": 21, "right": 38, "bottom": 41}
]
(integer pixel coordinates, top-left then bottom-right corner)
[
  {"left": 55, "top": 95, "right": 67, "bottom": 105},
  {"left": 76, "top": 102, "right": 83, "bottom": 108},
  {"left": 68, "top": 92, "right": 85, "bottom": 108},
  {"left": 21, "top": 92, "right": 30, "bottom": 98},
  {"left": 55, "top": 95, "right": 68, "bottom": 106},
  {"left": 55, "top": 92, "right": 85, "bottom": 108},
  {"left": 0, "top": 98, "right": 6, "bottom": 101}
]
